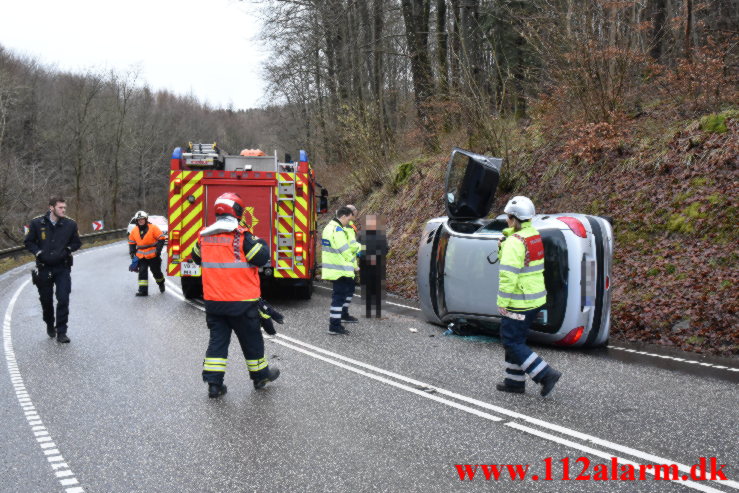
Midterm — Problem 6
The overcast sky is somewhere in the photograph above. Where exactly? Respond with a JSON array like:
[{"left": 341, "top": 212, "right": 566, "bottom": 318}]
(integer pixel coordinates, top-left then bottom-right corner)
[{"left": 0, "top": 0, "right": 268, "bottom": 109}]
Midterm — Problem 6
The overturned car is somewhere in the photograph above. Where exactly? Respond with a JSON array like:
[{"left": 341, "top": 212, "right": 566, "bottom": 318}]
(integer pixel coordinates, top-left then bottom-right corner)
[{"left": 416, "top": 148, "right": 613, "bottom": 347}]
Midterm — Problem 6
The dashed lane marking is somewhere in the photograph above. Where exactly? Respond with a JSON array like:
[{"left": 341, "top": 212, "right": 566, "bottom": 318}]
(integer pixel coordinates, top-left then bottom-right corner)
[{"left": 3, "top": 279, "right": 85, "bottom": 493}]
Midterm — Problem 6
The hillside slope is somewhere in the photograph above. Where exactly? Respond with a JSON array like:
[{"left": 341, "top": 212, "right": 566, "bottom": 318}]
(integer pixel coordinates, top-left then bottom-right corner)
[{"left": 338, "top": 111, "right": 738, "bottom": 356}]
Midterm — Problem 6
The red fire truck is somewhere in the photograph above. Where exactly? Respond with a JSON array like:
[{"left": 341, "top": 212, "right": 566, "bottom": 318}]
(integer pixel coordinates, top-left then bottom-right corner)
[{"left": 167, "top": 142, "right": 325, "bottom": 299}]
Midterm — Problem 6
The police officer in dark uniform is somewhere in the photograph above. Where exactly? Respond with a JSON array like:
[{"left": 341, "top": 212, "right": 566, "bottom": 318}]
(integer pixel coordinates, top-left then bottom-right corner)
[{"left": 24, "top": 196, "right": 81, "bottom": 343}]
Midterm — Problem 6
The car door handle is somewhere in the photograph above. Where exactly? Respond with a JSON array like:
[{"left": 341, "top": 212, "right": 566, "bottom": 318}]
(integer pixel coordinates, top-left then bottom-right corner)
[{"left": 486, "top": 251, "right": 499, "bottom": 264}]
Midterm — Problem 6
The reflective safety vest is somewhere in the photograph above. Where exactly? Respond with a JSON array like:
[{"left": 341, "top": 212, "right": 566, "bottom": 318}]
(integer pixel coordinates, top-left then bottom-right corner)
[
  {"left": 199, "top": 226, "right": 261, "bottom": 302},
  {"left": 128, "top": 224, "right": 165, "bottom": 259},
  {"left": 321, "top": 219, "right": 355, "bottom": 280},
  {"left": 497, "top": 222, "right": 547, "bottom": 310},
  {"left": 345, "top": 220, "right": 360, "bottom": 269}
]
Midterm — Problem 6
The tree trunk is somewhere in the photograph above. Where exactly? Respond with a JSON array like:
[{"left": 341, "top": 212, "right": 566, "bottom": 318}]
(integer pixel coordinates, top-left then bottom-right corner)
[
  {"left": 401, "top": 0, "right": 438, "bottom": 151},
  {"left": 436, "top": 0, "right": 448, "bottom": 95}
]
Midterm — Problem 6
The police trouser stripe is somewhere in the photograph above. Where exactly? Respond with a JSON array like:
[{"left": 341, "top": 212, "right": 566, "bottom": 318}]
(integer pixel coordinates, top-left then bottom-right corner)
[
  {"left": 504, "top": 357, "right": 526, "bottom": 385},
  {"left": 518, "top": 352, "right": 550, "bottom": 383}
]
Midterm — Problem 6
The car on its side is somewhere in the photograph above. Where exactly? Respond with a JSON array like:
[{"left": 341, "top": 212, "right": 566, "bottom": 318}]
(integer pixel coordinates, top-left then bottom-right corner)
[{"left": 416, "top": 148, "right": 613, "bottom": 347}]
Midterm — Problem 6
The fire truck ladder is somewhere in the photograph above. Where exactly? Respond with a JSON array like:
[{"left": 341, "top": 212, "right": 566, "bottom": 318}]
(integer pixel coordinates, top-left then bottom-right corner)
[{"left": 276, "top": 174, "right": 296, "bottom": 271}]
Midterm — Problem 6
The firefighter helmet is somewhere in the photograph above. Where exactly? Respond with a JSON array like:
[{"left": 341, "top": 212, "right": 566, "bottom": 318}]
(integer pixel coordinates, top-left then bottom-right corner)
[
  {"left": 504, "top": 196, "right": 536, "bottom": 221},
  {"left": 134, "top": 210, "right": 149, "bottom": 221},
  {"left": 214, "top": 192, "right": 244, "bottom": 219}
]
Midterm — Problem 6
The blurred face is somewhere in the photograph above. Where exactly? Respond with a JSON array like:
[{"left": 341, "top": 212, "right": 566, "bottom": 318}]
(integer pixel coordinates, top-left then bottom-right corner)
[{"left": 49, "top": 202, "right": 66, "bottom": 219}]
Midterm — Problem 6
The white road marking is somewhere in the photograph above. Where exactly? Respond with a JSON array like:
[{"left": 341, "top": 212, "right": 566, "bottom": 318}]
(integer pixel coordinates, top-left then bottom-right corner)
[
  {"left": 3, "top": 279, "right": 85, "bottom": 493},
  {"left": 314, "top": 284, "right": 421, "bottom": 311},
  {"left": 506, "top": 422, "right": 728, "bottom": 493},
  {"left": 163, "top": 293, "right": 736, "bottom": 492},
  {"left": 608, "top": 346, "right": 738, "bottom": 372},
  {"left": 315, "top": 285, "right": 739, "bottom": 373}
]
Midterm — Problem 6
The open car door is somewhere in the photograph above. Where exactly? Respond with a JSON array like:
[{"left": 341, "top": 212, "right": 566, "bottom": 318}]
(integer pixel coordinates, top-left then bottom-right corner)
[
  {"left": 445, "top": 148, "right": 502, "bottom": 220},
  {"left": 433, "top": 148, "right": 503, "bottom": 321}
]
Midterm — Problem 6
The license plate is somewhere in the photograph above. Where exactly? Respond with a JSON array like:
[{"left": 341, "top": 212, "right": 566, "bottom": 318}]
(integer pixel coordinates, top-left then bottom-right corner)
[{"left": 180, "top": 262, "right": 200, "bottom": 276}]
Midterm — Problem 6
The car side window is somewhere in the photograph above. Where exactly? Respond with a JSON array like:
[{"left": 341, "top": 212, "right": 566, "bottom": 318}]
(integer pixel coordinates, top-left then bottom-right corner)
[{"left": 481, "top": 219, "right": 507, "bottom": 232}]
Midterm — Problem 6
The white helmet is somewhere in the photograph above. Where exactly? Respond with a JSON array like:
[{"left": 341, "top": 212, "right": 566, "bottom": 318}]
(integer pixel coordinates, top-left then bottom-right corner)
[
  {"left": 134, "top": 210, "right": 149, "bottom": 220},
  {"left": 504, "top": 196, "right": 535, "bottom": 220}
]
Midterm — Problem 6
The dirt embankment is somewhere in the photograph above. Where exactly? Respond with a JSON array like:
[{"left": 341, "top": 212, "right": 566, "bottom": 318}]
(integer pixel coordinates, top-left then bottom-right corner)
[{"left": 337, "top": 112, "right": 738, "bottom": 356}]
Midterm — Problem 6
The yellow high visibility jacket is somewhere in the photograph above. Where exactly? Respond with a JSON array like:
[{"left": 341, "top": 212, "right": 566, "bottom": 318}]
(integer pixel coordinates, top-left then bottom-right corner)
[
  {"left": 497, "top": 222, "right": 547, "bottom": 310},
  {"left": 321, "top": 219, "right": 355, "bottom": 280}
]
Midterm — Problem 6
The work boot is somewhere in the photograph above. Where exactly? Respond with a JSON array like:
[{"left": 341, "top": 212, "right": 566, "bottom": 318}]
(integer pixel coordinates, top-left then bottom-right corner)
[
  {"left": 328, "top": 325, "right": 350, "bottom": 335},
  {"left": 540, "top": 369, "right": 562, "bottom": 397},
  {"left": 158, "top": 283, "right": 165, "bottom": 293},
  {"left": 254, "top": 368, "right": 280, "bottom": 390},
  {"left": 56, "top": 334, "right": 70, "bottom": 344},
  {"left": 496, "top": 382, "right": 525, "bottom": 394},
  {"left": 135, "top": 291, "right": 148, "bottom": 297},
  {"left": 46, "top": 324, "right": 56, "bottom": 338},
  {"left": 208, "top": 383, "right": 227, "bottom": 399},
  {"left": 341, "top": 313, "right": 359, "bottom": 323}
]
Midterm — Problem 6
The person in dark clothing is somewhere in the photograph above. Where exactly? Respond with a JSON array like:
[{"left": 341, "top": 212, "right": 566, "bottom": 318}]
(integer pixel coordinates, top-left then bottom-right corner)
[
  {"left": 24, "top": 196, "right": 81, "bottom": 343},
  {"left": 359, "top": 214, "right": 389, "bottom": 318}
]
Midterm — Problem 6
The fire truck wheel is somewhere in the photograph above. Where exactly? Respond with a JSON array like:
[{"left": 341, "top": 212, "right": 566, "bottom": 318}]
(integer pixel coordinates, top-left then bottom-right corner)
[
  {"left": 295, "top": 279, "right": 313, "bottom": 300},
  {"left": 180, "top": 276, "right": 203, "bottom": 299}
]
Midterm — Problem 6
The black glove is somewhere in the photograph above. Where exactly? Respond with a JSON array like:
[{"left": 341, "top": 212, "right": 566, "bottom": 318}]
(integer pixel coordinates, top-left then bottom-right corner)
[
  {"left": 260, "top": 317, "right": 277, "bottom": 336},
  {"left": 259, "top": 299, "right": 284, "bottom": 324}
]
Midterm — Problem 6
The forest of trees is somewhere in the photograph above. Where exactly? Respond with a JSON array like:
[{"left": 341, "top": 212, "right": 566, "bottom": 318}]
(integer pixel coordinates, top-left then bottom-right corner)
[
  {"left": 258, "top": 0, "right": 737, "bottom": 187},
  {"left": 0, "top": 0, "right": 736, "bottom": 247}
]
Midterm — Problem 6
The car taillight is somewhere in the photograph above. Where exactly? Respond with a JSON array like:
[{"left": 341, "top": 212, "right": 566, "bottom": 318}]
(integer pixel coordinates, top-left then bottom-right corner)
[
  {"left": 605, "top": 275, "right": 610, "bottom": 290},
  {"left": 557, "top": 216, "right": 587, "bottom": 238},
  {"left": 556, "top": 326, "right": 584, "bottom": 346}
]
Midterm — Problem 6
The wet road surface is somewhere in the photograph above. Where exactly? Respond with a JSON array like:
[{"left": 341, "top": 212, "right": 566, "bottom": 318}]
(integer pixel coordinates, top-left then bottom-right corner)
[{"left": 1, "top": 243, "right": 737, "bottom": 492}]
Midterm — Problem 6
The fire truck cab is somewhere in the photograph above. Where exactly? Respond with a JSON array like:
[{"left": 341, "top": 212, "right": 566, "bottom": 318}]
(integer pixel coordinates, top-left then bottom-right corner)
[{"left": 167, "top": 142, "right": 323, "bottom": 299}]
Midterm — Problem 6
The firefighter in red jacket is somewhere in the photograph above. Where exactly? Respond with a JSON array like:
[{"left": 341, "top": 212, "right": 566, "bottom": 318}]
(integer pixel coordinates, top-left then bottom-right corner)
[
  {"left": 191, "top": 192, "right": 280, "bottom": 398},
  {"left": 128, "top": 211, "right": 166, "bottom": 296}
]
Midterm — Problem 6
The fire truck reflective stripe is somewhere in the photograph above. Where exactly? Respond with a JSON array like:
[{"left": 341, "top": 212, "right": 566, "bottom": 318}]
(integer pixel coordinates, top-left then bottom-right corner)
[
  {"left": 177, "top": 198, "right": 205, "bottom": 251},
  {"left": 499, "top": 264, "right": 545, "bottom": 274},
  {"left": 169, "top": 173, "right": 203, "bottom": 224},
  {"left": 201, "top": 262, "right": 256, "bottom": 269},
  {"left": 498, "top": 290, "right": 547, "bottom": 301},
  {"left": 322, "top": 264, "right": 355, "bottom": 272},
  {"left": 169, "top": 173, "right": 203, "bottom": 223}
]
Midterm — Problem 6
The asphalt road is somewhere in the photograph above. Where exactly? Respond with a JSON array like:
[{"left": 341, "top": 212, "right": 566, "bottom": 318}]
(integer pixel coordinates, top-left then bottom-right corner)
[{"left": 1, "top": 242, "right": 737, "bottom": 493}]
